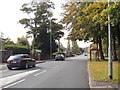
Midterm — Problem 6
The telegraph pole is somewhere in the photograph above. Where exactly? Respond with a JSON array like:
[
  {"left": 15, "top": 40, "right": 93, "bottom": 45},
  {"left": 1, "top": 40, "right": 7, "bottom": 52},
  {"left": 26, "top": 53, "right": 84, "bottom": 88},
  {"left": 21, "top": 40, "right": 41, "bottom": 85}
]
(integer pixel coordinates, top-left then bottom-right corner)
[
  {"left": 108, "top": 0, "right": 112, "bottom": 79},
  {"left": 50, "top": 19, "right": 52, "bottom": 59},
  {"left": 46, "top": 3, "right": 52, "bottom": 59}
]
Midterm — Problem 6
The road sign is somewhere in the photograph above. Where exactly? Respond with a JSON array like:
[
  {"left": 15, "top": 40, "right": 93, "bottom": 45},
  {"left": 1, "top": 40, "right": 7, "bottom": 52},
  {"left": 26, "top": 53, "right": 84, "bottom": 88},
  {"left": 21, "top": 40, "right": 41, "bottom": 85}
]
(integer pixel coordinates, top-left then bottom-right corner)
[{"left": 35, "top": 49, "right": 42, "bottom": 53}]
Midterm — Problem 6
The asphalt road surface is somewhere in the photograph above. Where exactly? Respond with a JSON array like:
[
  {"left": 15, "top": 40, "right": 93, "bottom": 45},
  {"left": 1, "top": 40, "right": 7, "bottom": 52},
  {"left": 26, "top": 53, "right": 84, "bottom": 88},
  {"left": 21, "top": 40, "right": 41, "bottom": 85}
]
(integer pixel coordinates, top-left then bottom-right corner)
[{"left": 0, "top": 54, "right": 89, "bottom": 89}]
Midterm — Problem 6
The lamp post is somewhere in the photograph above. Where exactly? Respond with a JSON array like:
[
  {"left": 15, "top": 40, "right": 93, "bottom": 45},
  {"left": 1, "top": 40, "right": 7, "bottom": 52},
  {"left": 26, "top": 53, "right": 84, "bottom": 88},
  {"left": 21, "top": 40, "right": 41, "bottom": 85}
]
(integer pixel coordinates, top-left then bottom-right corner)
[{"left": 108, "top": 0, "right": 112, "bottom": 79}]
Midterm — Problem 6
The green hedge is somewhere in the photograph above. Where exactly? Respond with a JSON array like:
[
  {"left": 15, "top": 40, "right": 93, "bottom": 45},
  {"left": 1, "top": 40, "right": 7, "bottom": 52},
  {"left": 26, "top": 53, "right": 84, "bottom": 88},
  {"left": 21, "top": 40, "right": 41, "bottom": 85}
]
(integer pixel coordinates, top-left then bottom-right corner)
[{"left": 4, "top": 45, "right": 30, "bottom": 55}]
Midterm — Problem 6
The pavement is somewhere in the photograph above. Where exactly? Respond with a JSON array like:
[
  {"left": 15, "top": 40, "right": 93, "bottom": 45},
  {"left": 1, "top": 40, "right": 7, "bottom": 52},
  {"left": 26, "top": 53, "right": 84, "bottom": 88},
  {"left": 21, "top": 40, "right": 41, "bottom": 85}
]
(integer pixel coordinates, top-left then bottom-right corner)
[{"left": 88, "top": 61, "right": 120, "bottom": 90}]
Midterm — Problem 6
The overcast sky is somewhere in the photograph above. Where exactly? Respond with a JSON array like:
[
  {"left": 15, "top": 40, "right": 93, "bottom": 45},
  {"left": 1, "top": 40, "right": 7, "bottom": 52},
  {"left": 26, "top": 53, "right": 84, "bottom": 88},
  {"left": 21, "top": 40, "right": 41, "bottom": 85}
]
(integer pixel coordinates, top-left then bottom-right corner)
[{"left": 0, "top": 0, "right": 91, "bottom": 48}]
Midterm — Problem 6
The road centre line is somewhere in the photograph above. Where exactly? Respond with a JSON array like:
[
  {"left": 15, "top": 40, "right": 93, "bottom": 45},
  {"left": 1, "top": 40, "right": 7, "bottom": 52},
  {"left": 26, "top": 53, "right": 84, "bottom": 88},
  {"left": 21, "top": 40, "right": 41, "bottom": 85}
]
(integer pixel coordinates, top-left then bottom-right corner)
[
  {"left": 53, "top": 65, "right": 60, "bottom": 68},
  {"left": 53, "top": 63, "right": 65, "bottom": 68},
  {"left": 3, "top": 79, "right": 25, "bottom": 88},
  {"left": 34, "top": 70, "right": 47, "bottom": 77}
]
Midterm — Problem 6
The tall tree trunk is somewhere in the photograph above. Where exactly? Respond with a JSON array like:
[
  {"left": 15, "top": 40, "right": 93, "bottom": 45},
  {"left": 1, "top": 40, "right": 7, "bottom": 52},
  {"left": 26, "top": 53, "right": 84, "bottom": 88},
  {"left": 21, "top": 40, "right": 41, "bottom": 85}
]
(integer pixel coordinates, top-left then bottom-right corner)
[
  {"left": 118, "top": 38, "right": 120, "bottom": 62},
  {"left": 117, "top": 31, "right": 120, "bottom": 62},
  {"left": 58, "top": 39, "right": 60, "bottom": 53},
  {"left": 116, "top": 23, "right": 120, "bottom": 62},
  {"left": 98, "top": 36, "right": 105, "bottom": 60},
  {"left": 113, "top": 35, "right": 118, "bottom": 61}
]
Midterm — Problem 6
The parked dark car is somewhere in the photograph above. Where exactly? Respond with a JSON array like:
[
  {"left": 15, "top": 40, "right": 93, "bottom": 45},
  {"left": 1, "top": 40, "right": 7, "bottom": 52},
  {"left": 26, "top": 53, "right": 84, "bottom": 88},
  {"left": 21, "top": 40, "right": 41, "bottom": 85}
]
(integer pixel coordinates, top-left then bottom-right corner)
[
  {"left": 55, "top": 54, "right": 65, "bottom": 61},
  {"left": 7, "top": 54, "right": 36, "bottom": 70},
  {"left": 84, "top": 53, "right": 88, "bottom": 56}
]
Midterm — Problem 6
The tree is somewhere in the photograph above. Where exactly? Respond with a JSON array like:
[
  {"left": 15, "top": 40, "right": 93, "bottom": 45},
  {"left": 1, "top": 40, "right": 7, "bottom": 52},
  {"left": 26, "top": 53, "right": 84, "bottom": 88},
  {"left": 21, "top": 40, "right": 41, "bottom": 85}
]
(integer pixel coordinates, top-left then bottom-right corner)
[
  {"left": 54, "top": 31, "right": 64, "bottom": 52},
  {"left": 70, "top": 40, "right": 80, "bottom": 55},
  {"left": 17, "top": 36, "right": 29, "bottom": 46},
  {"left": 1, "top": 33, "right": 15, "bottom": 49},
  {"left": 66, "top": 39, "right": 71, "bottom": 56},
  {"left": 19, "top": 0, "right": 64, "bottom": 59},
  {"left": 62, "top": 1, "right": 120, "bottom": 60},
  {"left": 108, "top": 2, "right": 120, "bottom": 61}
]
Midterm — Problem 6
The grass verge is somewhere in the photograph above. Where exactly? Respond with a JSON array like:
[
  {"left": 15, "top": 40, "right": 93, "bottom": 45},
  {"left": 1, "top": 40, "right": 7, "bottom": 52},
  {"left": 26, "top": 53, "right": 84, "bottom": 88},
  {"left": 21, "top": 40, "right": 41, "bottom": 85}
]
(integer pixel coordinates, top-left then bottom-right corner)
[{"left": 89, "top": 61, "right": 120, "bottom": 83}]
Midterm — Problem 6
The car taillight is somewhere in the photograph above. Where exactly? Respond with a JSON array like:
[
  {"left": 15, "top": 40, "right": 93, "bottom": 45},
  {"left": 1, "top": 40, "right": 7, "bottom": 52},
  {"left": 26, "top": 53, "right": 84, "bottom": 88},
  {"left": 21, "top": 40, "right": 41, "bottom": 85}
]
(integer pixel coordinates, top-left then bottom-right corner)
[
  {"left": 18, "top": 60, "right": 23, "bottom": 62},
  {"left": 7, "top": 60, "right": 10, "bottom": 62}
]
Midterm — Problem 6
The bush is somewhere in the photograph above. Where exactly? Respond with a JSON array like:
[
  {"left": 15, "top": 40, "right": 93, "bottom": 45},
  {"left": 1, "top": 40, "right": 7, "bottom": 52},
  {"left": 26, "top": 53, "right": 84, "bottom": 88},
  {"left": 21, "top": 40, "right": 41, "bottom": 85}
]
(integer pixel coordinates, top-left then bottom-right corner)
[{"left": 4, "top": 45, "right": 30, "bottom": 55}]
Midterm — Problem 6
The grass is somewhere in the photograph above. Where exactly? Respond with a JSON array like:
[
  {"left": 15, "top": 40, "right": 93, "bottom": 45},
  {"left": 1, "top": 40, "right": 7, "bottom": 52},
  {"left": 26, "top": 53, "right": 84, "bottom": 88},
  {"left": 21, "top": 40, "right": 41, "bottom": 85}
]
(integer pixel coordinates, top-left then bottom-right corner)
[{"left": 89, "top": 61, "right": 120, "bottom": 83}]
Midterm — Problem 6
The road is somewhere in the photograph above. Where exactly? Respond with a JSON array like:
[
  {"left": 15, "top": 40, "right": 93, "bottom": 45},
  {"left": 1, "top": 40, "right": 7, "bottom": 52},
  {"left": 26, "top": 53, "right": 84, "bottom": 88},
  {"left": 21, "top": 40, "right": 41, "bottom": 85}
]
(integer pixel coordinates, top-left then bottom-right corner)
[{"left": 0, "top": 54, "right": 89, "bottom": 89}]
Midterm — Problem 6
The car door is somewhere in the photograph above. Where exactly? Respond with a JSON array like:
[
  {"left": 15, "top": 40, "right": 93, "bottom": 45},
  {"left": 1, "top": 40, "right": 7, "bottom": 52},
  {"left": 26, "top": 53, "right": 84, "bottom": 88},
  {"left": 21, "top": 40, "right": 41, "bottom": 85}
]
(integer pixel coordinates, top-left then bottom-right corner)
[
  {"left": 25, "top": 55, "right": 33, "bottom": 66},
  {"left": 21, "top": 55, "right": 30, "bottom": 66}
]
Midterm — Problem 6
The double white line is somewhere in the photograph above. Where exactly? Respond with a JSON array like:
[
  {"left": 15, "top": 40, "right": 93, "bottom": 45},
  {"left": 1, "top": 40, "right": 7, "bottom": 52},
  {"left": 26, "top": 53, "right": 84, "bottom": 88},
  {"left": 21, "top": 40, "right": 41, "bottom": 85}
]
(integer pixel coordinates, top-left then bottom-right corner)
[
  {"left": 3, "top": 79, "right": 25, "bottom": 88},
  {"left": 34, "top": 70, "right": 47, "bottom": 76}
]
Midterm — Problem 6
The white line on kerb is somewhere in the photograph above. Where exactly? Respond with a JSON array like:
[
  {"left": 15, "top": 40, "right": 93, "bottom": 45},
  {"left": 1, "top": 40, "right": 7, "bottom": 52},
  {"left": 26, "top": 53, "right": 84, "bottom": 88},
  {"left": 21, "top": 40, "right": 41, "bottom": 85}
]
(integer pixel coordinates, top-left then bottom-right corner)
[
  {"left": 3, "top": 79, "right": 25, "bottom": 88},
  {"left": 34, "top": 70, "right": 47, "bottom": 76}
]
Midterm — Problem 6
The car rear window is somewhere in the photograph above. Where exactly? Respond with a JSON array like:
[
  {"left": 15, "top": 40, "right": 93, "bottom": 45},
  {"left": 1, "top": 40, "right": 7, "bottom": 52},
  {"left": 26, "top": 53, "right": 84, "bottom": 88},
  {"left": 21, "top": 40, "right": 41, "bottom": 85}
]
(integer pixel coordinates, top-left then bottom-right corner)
[
  {"left": 22, "top": 55, "right": 30, "bottom": 58},
  {"left": 56, "top": 54, "right": 64, "bottom": 57},
  {"left": 8, "top": 56, "right": 21, "bottom": 60}
]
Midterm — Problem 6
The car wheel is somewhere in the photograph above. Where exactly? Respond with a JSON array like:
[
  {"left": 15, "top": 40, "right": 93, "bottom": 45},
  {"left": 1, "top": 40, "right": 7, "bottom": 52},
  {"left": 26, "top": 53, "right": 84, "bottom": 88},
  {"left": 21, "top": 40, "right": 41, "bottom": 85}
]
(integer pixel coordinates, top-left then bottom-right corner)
[
  {"left": 33, "top": 64, "right": 36, "bottom": 67},
  {"left": 25, "top": 63, "right": 29, "bottom": 69},
  {"left": 32, "top": 62, "right": 36, "bottom": 67},
  {"left": 7, "top": 66, "right": 12, "bottom": 70}
]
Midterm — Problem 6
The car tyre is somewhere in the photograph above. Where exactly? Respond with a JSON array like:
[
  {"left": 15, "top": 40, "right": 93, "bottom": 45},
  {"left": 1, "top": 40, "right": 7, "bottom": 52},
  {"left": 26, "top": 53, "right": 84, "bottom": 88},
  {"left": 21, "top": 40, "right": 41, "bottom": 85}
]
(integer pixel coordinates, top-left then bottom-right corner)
[
  {"left": 25, "top": 63, "right": 29, "bottom": 69},
  {"left": 33, "top": 64, "right": 36, "bottom": 67},
  {"left": 7, "top": 66, "right": 12, "bottom": 70}
]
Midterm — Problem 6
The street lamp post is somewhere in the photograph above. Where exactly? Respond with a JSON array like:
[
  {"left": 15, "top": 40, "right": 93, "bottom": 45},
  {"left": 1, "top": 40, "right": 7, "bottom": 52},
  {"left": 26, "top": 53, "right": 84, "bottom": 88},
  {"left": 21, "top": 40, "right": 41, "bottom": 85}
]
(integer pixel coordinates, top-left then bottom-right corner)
[{"left": 108, "top": 0, "right": 112, "bottom": 79}]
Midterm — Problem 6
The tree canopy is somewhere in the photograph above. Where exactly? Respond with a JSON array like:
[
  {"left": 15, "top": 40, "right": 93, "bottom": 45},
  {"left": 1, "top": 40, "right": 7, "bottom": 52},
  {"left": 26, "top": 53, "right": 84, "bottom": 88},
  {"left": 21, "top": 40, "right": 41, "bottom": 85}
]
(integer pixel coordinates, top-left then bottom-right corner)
[
  {"left": 62, "top": 1, "right": 120, "bottom": 61},
  {"left": 17, "top": 36, "right": 29, "bottom": 46},
  {"left": 19, "top": 0, "right": 64, "bottom": 59}
]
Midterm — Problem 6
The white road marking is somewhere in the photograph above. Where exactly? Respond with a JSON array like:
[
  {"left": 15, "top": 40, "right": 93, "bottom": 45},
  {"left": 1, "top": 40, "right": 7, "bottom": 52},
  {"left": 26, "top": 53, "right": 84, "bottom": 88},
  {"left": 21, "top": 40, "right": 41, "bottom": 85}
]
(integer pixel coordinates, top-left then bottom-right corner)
[
  {"left": 53, "top": 63, "right": 65, "bottom": 69},
  {"left": 53, "top": 65, "right": 59, "bottom": 68},
  {"left": 0, "top": 69, "right": 40, "bottom": 88},
  {"left": 3, "top": 79, "right": 25, "bottom": 88},
  {"left": 34, "top": 70, "right": 47, "bottom": 76}
]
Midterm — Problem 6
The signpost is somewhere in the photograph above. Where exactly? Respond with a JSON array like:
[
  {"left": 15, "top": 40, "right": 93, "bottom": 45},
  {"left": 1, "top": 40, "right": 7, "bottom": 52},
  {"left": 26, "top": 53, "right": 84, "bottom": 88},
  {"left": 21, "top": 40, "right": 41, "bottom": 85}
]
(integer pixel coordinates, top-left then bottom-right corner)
[
  {"left": 35, "top": 49, "right": 42, "bottom": 53},
  {"left": 35, "top": 49, "right": 42, "bottom": 60}
]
